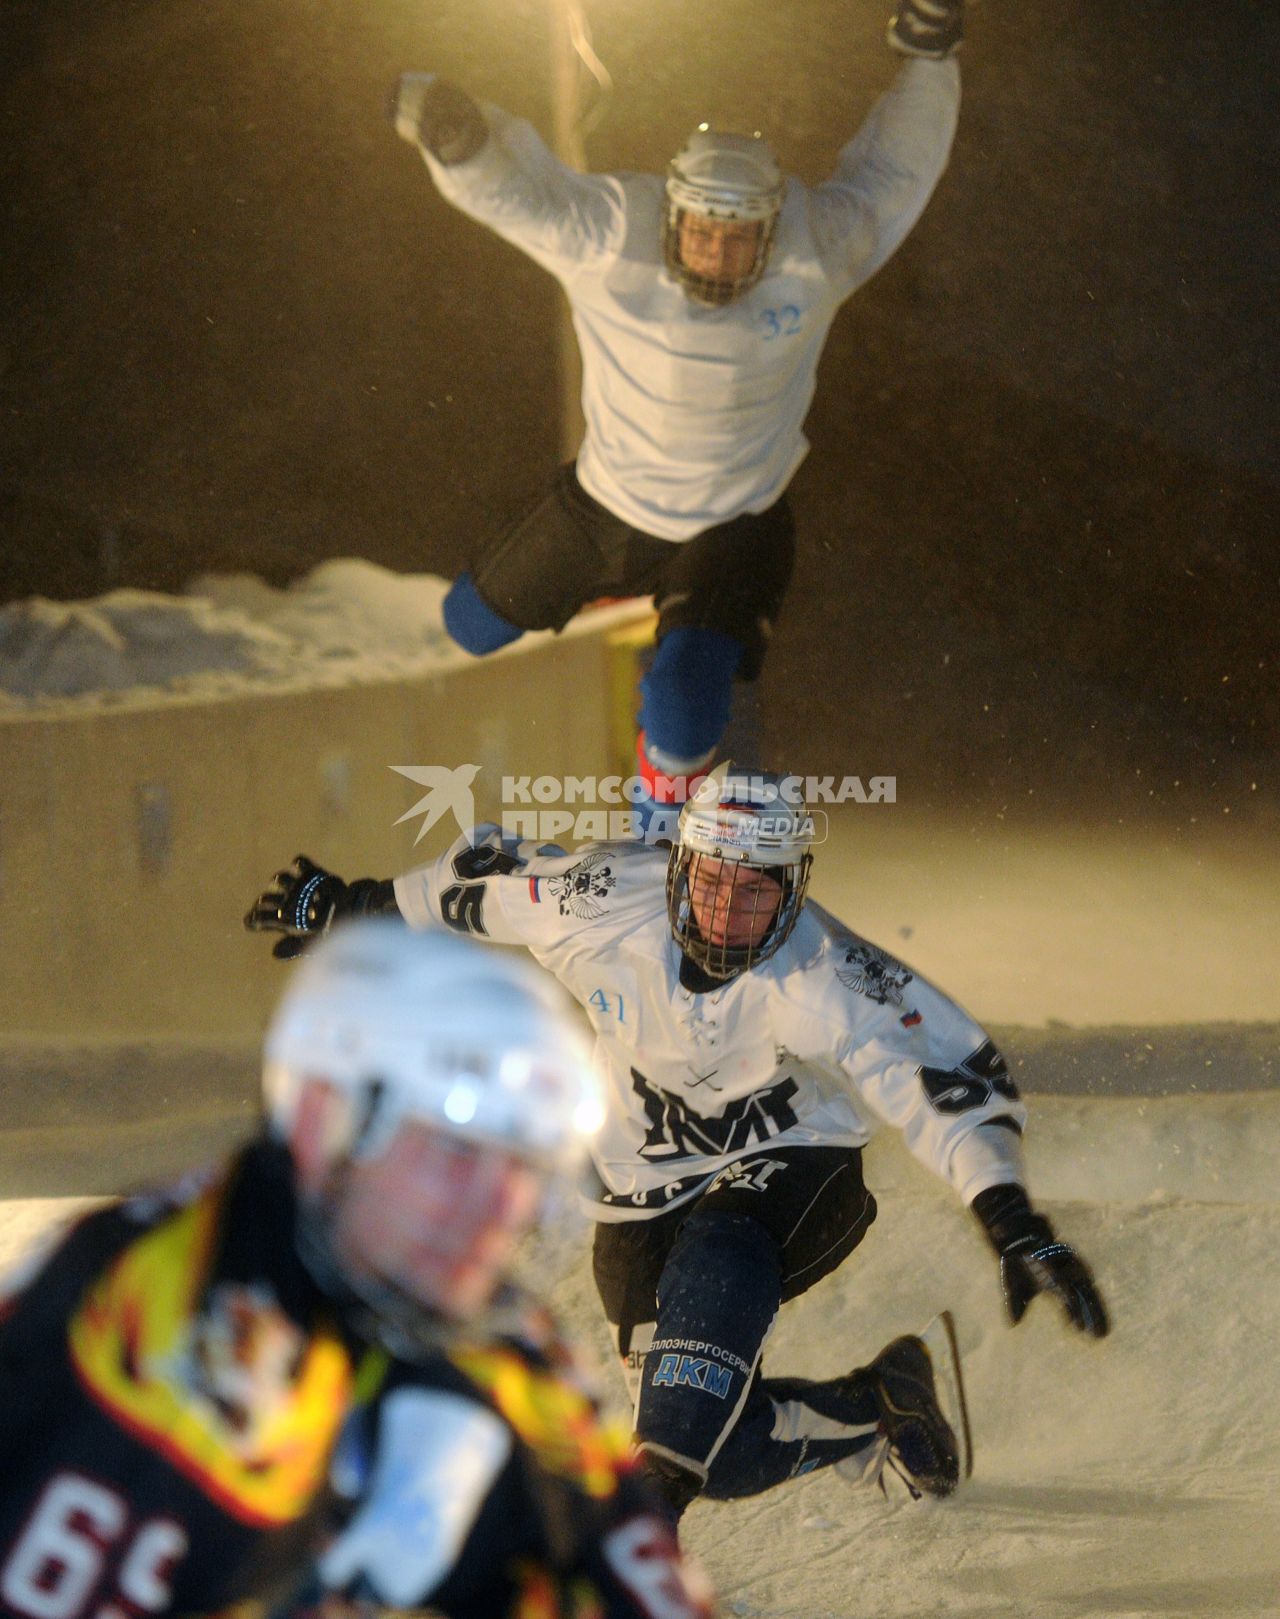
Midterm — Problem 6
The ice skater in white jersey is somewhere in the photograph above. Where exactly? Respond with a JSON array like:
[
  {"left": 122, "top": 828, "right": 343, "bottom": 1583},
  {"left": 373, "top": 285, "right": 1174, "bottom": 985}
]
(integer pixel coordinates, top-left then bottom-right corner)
[
  {"left": 247, "top": 766, "right": 1109, "bottom": 1519},
  {"left": 388, "top": 0, "right": 968, "bottom": 815}
]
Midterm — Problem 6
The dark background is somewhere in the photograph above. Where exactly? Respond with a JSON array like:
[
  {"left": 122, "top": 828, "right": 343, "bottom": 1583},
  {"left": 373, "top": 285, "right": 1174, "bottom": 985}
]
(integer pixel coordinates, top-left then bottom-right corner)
[{"left": 2, "top": 0, "right": 1276, "bottom": 821}]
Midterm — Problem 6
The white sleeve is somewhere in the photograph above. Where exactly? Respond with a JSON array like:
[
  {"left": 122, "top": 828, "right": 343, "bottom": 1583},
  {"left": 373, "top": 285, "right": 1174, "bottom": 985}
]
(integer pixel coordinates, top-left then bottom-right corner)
[
  {"left": 393, "top": 824, "right": 547, "bottom": 947},
  {"left": 807, "top": 57, "right": 959, "bottom": 298},
  {"left": 836, "top": 1013, "right": 1028, "bottom": 1204},
  {"left": 416, "top": 102, "right": 624, "bottom": 279},
  {"left": 783, "top": 926, "right": 1028, "bottom": 1204},
  {"left": 319, "top": 1387, "right": 511, "bottom": 1607},
  {"left": 393, "top": 826, "right": 617, "bottom": 960}
]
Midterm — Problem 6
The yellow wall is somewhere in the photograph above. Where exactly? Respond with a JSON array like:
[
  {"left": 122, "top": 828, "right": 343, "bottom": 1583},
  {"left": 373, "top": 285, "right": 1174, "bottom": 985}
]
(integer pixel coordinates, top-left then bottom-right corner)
[{"left": 0, "top": 608, "right": 654, "bottom": 1040}]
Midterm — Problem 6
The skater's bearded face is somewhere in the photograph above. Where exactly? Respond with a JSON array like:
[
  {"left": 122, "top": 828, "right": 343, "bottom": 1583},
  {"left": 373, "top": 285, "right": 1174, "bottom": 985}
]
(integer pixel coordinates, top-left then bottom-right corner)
[
  {"left": 676, "top": 215, "right": 765, "bottom": 289},
  {"left": 687, "top": 856, "right": 783, "bottom": 951}
]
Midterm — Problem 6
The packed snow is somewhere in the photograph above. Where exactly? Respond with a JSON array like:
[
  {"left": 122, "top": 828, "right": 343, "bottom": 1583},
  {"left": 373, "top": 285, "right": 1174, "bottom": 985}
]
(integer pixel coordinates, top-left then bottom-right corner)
[
  {"left": 2, "top": 1038, "right": 1276, "bottom": 1618},
  {"left": 0, "top": 562, "right": 463, "bottom": 711}
]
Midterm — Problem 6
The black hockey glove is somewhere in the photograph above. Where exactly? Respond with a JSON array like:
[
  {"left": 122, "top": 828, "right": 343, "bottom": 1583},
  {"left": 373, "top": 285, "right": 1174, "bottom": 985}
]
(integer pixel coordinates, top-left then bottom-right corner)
[
  {"left": 243, "top": 856, "right": 398, "bottom": 959},
  {"left": 888, "top": 0, "right": 964, "bottom": 59},
  {"left": 388, "top": 73, "right": 488, "bottom": 165},
  {"left": 971, "top": 1183, "right": 1110, "bottom": 1338}
]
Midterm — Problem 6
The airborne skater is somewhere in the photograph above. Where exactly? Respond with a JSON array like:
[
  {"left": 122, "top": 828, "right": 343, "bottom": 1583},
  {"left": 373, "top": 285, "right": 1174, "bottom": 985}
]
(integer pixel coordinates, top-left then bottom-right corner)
[
  {"left": 388, "top": 0, "right": 969, "bottom": 816},
  {"left": 247, "top": 769, "right": 1109, "bottom": 1520}
]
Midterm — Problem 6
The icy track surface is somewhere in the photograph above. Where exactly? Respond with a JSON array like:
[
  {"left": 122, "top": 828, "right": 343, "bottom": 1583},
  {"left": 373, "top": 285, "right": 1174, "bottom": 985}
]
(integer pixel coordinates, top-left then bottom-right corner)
[{"left": 3, "top": 1069, "right": 1277, "bottom": 1619}]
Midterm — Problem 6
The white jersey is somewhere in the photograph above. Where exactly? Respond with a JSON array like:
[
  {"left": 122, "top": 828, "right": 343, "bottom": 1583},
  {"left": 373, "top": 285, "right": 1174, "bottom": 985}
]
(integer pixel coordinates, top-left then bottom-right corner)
[
  {"left": 415, "top": 61, "right": 960, "bottom": 540},
  {"left": 394, "top": 829, "right": 1027, "bottom": 1221}
]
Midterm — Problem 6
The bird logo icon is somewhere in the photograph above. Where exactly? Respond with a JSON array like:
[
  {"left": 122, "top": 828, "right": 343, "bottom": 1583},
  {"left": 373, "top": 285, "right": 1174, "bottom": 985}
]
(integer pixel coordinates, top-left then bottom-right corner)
[{"left": 390, "top": 763, "right": 482, "bottom": 845}]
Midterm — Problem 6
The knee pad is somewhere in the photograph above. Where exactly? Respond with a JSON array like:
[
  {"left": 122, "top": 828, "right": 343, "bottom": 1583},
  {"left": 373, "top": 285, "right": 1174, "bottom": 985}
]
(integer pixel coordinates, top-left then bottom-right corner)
[
  {"left": 639, "top": 626, "right": 743, "bottom": 763},
  {"left": 652, "top": 1209, "right": 782, "bottom": 1395},
  {"left": 662, "top": 1207, "right": 782, "bottom": 1303},
  {"left": 443, "top": 572, "right": 523, "bottom": 656}
]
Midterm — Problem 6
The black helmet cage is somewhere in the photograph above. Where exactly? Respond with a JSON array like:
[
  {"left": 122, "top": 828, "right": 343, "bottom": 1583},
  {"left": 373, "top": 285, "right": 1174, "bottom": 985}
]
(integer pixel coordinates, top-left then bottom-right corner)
[
  {"left": 661, "top": 207, "right": 779, "bottom": 307},
  {"left": 666, "top": 845, "right": 813, "bottom": 979}
]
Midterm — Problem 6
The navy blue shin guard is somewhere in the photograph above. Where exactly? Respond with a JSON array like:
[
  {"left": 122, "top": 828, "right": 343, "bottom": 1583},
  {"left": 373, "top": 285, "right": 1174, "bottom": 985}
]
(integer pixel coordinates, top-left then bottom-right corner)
[
  {"left": 638, "top": 626, "right": 743, "bottom": 764},
  {"left": 636, "top": 1209, "right": 781, "bottom": 1482}
]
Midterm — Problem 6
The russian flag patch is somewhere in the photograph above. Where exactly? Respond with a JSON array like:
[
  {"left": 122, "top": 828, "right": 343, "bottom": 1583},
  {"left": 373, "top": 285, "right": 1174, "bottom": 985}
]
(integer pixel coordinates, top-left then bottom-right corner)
[
  {"left": 529, "top": 876, "right": 542, "bottom": 903},
  {"left": 900, "top": 1010, "right": 922, "bottom": 1028}
]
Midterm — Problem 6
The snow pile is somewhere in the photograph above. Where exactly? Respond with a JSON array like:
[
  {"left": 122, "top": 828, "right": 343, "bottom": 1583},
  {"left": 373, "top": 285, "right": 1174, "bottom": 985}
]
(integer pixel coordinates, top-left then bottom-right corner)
[
  {"left": 0, "top": 592, "right": 274, "bottom": 698},
  {"left": 0, "top": 561, "right": 462, "bottom": 713},
  {"left": 189, "top": 562, "right": 454, "bottom": 669}
]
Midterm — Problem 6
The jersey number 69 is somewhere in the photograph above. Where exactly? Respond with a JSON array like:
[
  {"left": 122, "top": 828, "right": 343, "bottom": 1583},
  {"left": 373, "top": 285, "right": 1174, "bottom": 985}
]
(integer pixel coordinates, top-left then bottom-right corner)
[{"left": 1, "top": 1473, "right": 187, "bottom": 1619}]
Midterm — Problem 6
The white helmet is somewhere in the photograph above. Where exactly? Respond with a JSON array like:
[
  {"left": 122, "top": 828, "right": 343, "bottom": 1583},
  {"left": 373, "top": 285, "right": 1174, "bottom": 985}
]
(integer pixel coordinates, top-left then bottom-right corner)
[
  {"left": 666, "top": 765, "right": 814, "bottom": 978},
  {"left": 264, "top": 921, "right": 603, "bottom": 1174},
  {"left": 663, "top": 126, "right": 784, "bottom": 305}
]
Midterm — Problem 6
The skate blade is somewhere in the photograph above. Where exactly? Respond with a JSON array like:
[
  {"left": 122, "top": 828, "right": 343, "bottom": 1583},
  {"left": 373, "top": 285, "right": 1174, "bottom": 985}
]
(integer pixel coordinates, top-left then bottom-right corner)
[{"left": 918, "top": 1310, "right": 973, "bottom": 1482}]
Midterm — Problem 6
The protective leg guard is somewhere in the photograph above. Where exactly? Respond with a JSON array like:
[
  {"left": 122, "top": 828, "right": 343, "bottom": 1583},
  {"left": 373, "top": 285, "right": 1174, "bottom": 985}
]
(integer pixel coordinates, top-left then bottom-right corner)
[
  {"left": 638, "top": 626, "right": 743, "bottom": 765},
  {"left": 442, "top": 571, "right": 524, "bottom": 656},
  {"left": 635, "top": 1209, "right": 782, "bottom": 1494}
]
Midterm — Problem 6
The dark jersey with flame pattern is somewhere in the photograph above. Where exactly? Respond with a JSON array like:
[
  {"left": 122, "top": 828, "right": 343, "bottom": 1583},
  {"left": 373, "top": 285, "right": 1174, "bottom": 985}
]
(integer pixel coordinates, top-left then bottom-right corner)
[{"left": 0, "top": 1142, "right": 708, "bottom": 1619}]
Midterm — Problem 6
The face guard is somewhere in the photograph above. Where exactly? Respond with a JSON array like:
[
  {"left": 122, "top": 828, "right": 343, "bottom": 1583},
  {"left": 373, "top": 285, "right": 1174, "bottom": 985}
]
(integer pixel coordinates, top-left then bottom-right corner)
[
  {"left": 663, "top": 126, "right": 784, "bottom": 306},
  {"left": 667, "top": 767, "right": 814, "bottom": 979}
]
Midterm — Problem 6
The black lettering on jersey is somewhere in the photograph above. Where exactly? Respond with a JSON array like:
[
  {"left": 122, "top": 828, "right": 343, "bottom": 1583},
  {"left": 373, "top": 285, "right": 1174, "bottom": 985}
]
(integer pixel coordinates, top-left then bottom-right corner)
[
  {"left": 440, "top": 883, "right": 487, "bottom": 936},
  {"left": 598, "top": 1171, "right": 712, "bottom": 1213},
  {"left": 918, "top": 1039, "right": 1019, "bottom": 1115},
  {"left": 451, "top": 844, "right": 522, "bottom": 881},
  {"left": 631, "top": 1069, "right": 799, "bottom": 1162}
]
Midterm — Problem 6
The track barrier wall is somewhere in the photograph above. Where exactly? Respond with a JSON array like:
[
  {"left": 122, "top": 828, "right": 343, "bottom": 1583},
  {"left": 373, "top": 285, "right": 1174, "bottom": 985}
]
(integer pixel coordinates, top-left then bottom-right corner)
[{"left": 0, "top": 604, "right": 656, "bottom": 1041}]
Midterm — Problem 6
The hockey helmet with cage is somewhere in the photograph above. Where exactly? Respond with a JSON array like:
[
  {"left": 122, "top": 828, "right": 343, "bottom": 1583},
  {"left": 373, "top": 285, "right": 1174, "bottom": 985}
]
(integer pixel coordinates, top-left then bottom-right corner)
[
  {"left": 663, "top": 125, "right": 784, "bottom": 306},
  {"left": 264, "top": 920, "right": 602, "bottom": 1173},
  {"left": 667, "top": 765, "right": 814, "bottom": 979}
]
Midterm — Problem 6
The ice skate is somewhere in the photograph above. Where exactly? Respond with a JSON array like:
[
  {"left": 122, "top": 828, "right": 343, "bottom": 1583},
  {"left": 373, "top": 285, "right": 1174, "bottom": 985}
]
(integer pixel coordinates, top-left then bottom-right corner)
[{"left": 838, "top": 1312, "right": 972, "bottom": 1500}]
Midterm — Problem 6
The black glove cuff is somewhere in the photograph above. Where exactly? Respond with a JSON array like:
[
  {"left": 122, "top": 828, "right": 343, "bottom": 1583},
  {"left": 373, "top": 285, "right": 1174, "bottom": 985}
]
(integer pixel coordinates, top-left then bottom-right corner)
[
  {"left": 971, "top": 1183, "right": 1053, "bottom": 1255},
  {"left": 342, "top": 878, "right": 402, "bottom": 920},
  {"left": 889, "top": 0, "right": 965, "bottom": 59}
]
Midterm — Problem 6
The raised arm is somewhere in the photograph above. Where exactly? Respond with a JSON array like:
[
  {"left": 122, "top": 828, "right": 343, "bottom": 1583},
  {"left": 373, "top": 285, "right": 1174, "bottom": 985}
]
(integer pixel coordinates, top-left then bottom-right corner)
[
  {"left": 808, "top": 0, "right": 964, "bottom": 296},
  {"left": 392, "top": 825, "right": 558, "bottom": 945},
  {"left": 244, "top": 829, "right": 600, "bottom": 957},
  {"left": 389, "top": 74, "right": 623, "bottom": 276}
]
